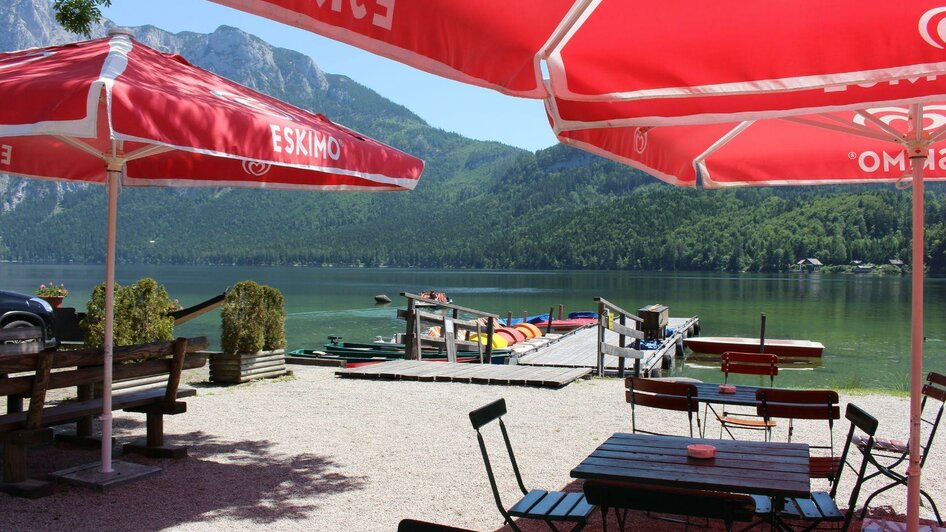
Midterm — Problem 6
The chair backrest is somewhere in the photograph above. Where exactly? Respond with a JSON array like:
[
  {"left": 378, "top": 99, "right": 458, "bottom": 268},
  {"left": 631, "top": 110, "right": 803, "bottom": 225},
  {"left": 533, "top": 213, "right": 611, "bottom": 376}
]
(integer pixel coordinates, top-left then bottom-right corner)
[
  {"left": 756, "top": 389, "right": 840, "bottom": 421},
  {"left": 833, "top": 403, "right": 879, "bottom": 530},
  {"left": 722, "top": 351, "right": 778, "bottom": 385},
  {"left": 757, "top": 388, "right": 841, "bottom": 479},
  {"left": 626, "top": 378, "right": 699, "bottom": 437},
  {"left": 583, "top": 481, "right": 756, "bottom": 525},
  {"left": 397, "top": 518, "right": 476, "bottom": 532},
  {"left": 920, "top": 372, "right": 946, "bottom": 466},
  {"left": 469, "top": 398, "right": 528, "bottom": 515}
]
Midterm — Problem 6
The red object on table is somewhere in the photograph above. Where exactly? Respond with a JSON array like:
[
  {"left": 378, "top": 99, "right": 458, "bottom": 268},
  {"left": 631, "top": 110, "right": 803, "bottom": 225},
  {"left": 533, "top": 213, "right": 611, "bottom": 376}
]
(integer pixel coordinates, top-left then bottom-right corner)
[
  {"left": 719, "top": 384, "right": 737, "bottom": 394},
  {"left": 687, "top": 444, "right": 716, "bottom": 459}
]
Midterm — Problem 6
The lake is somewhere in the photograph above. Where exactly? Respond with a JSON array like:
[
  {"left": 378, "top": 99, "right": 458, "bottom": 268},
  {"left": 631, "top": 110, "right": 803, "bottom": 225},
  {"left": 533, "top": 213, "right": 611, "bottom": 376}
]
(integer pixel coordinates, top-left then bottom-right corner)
[{"left": 1, "top": 263, "right": 943, "bottom": 390}]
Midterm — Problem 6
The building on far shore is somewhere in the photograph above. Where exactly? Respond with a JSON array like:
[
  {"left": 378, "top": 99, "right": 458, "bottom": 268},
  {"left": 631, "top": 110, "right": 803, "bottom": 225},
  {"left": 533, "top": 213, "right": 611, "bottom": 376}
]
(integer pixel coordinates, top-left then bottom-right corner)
[
  {"left": 889, "top": 259, "right": 904, "bottom": 266},
  {"left": 796, "top": 258, "right": 823, "bottom": 272}
]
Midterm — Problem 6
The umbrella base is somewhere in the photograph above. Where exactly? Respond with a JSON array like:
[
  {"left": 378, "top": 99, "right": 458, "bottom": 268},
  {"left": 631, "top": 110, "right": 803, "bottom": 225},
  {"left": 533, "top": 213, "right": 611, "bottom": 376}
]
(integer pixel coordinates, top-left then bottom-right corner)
[{"left": 50, "top": 460, "right": 160, "bottom": 491}]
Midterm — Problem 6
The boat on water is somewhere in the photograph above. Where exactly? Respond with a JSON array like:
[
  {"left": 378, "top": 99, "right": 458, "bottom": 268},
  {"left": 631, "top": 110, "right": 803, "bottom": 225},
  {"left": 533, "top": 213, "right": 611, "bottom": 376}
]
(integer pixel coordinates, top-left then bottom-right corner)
[
  {"left": 684, "top": 336, "right": 825, "bottom": 358},
  {"left": 288, "top": 348, "right": 486, "bottom": 368},
  {"left": 288, "top": 337, "right": 511, "bottom": 367},
  {"left": 415, "top": 290, "right": 452, "bottom": 307}
]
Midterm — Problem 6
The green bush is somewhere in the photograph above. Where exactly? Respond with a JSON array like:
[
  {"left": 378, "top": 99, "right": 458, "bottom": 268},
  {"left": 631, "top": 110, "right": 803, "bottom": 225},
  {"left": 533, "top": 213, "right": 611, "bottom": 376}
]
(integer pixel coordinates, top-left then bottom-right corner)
[
  {"left": 261, "top": 285, "right": 287, "bottom": 351},
  {"left": 81, "top": 277, "right": 175, "bottom": 348},
  {"left": 220, "top": 281, "right": 287, "bottom": 355}
]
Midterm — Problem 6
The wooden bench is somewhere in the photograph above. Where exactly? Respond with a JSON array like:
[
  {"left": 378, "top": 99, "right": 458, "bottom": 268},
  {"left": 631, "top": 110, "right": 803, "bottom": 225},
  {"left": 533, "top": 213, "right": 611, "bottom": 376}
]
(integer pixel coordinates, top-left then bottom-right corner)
[{"left": 0, "top": 336, "right": 208, "bottom": 498}]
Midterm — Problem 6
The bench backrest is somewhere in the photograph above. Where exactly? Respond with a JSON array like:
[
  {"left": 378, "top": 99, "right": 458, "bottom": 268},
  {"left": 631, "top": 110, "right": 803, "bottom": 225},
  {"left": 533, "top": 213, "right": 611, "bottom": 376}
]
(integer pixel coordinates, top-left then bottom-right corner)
[{"left": 0, "top": 337, "right": 208, "bottom": 430}]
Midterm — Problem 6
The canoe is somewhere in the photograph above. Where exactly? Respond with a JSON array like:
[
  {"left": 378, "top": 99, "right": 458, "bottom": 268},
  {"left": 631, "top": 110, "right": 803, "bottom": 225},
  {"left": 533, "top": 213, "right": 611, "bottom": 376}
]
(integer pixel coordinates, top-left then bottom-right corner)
[
  {"left": 514, "top": 323, "right": 541, "bottom": 339},
  {"left": 495, "top": 327, "right": 527, "bottom": 344},
  {"left": 530, "top": 318, "right": 598, "bottom": 331},
  {"left": 288, "top": 348, "right": 499, "bottom": 368},
  {"left": 683, "top": 337, "right": 825, "bottom": 357}
]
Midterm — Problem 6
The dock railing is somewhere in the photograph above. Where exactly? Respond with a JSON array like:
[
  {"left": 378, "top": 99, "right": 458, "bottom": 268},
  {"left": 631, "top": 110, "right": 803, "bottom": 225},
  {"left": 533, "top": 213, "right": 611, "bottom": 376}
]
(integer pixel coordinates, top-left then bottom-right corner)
[
  {"left": 595, "top": 297, "right": 645, "bottom": 377},
  {"left": 398, "top": 292, "right": 500, "bottom": 363}
]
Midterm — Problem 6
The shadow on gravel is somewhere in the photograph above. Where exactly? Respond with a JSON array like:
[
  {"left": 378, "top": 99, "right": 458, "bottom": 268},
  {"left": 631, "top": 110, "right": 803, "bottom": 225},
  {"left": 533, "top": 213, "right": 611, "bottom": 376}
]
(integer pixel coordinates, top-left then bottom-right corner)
[{"left": 1, "top": 428, "right": 366, "bottom": 530}]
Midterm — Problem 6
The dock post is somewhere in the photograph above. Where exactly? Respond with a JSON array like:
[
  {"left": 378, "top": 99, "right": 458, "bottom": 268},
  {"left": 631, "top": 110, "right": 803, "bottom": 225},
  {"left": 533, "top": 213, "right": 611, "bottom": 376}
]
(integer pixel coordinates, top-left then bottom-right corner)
[
  {"left": 617, "top": 313, "right": 627, "bottom": 378},
  {"left": 404, "top": 297, "right": 417, "bottom": 360},
  {"left": 547, "top": 307, "right": 555, "bottom": 335}
]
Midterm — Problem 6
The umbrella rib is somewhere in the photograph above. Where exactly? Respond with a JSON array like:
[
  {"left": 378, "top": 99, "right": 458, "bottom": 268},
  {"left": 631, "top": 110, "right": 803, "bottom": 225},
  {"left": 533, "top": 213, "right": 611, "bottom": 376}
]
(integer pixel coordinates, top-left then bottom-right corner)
[
  {"left": 123, "top": 144, "right": 174, "bottom": 162},
  {"left": 55, "top": 135, "right": 106, "bottom": 160},
  {"left": 782, "top": 116, "right": 895, "bottom": 143},
  {"left": 693, "top": 121, "right": 753, "bottom": 188},
  {"left": 856, "top": 110, "right": 908, "bottom": 142}
]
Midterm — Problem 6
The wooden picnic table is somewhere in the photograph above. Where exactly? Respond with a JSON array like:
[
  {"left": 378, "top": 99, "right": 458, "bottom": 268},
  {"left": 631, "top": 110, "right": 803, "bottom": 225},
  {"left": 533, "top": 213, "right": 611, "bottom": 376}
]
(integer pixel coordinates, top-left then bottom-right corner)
[{"left": 571, "top": 432, "right": 810, "bottom": 499}]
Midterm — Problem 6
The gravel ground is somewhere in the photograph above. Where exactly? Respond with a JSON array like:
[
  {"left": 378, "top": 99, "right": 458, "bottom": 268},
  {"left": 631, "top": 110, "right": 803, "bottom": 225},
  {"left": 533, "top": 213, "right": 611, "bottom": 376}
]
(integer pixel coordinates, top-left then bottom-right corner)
[{"left": 2, "top": 366, "right": 942, "bottom": 531}]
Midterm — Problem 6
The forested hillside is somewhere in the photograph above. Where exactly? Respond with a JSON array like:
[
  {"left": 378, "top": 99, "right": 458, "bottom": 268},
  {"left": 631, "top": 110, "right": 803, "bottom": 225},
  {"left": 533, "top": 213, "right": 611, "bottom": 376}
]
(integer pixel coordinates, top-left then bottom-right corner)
[{"left": 1, "top": 0, "right": 945, "bottom": 272}]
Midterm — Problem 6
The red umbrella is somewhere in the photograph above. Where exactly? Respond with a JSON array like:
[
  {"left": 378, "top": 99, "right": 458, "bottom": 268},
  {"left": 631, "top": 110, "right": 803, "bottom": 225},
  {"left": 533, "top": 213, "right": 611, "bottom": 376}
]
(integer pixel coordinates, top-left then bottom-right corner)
[
  {"left": 0, "top": 30, "right": 423, "bottom": 477},
  {"left": 210, "top": 0, "right": 946, "bottom": 121},
  {"left": 557, "top": 102, "right": 944, "bottom": 528}
]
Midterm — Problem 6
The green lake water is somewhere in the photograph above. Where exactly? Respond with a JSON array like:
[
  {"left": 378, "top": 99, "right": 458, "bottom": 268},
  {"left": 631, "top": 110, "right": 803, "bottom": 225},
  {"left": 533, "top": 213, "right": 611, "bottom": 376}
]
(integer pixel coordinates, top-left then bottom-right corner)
[{"left": 2, "top": 263, "right": 944, "bottom": 391}]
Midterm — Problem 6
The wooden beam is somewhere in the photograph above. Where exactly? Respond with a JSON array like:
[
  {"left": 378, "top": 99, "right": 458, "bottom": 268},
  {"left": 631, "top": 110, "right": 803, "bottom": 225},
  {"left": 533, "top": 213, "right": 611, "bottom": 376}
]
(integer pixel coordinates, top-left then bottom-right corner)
[
  {"left": 599, "top": 342, "right": 645, "bottom": 359},
  {"left": 609, "top": 321, "right": 644, "bottom": 339},
  {"left": 0, "top": 337, "right": 208, "bottom": 373}
]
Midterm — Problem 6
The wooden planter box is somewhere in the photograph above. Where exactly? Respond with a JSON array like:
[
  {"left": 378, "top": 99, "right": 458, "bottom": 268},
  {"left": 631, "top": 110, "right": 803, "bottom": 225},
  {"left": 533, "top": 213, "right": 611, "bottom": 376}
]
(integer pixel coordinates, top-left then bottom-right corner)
[{"left": 209, "top": 349, "right": 289, "bottom": 384}]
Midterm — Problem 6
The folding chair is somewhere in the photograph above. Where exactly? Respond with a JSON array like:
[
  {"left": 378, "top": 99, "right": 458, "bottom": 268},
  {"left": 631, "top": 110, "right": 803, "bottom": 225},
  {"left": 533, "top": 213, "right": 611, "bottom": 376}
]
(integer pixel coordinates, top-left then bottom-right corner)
[
  {"left": 584, "top": 481, "right": 756, "bottom": 532},
  {"left": 626, "top": 377, "right": 700, "bottom": 437},
  {"left": 711, "top": 352, "right": 778, "bottom": 440},
  {"left": 757, "top": 389, "right": 841, "bottom": 485},
  {"left": 469, "top": 399, "right": 595, "bottom": 532},
  {"left": 749, "top": 403, "right": 878, "bottom": 532},
  {"left": 397, "top": 519, "right": 477, "bottom": 532},
  {"left": 857, "top": 371, "right": 944, "bottom": 525}
]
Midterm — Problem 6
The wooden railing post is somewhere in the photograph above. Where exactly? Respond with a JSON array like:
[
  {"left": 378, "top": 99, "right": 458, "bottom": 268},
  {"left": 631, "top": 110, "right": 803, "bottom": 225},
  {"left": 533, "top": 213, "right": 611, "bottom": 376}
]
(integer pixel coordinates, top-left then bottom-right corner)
[
  {"left": 597, "top": 300, "right": 607, "bottom": 377},
  {"left": 618, "top": 313, "right": 627, "bottom": 378},
  {"left": 404, "top": 297, "right": 417, "bottom": 360}
]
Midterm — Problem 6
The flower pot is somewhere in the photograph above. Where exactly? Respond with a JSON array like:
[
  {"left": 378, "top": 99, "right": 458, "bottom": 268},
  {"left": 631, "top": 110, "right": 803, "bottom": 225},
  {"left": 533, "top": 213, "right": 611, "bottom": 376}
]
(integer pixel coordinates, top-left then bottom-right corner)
[{"left": 40, "top": 295, "right": 64, "bottom": 308}]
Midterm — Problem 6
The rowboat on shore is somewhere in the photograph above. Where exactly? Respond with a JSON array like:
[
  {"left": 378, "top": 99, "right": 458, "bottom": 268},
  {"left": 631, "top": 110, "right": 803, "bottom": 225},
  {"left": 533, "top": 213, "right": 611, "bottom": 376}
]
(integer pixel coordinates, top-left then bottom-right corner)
[{"left": 683, "top": 336, "right": 825, "bottom": 358}]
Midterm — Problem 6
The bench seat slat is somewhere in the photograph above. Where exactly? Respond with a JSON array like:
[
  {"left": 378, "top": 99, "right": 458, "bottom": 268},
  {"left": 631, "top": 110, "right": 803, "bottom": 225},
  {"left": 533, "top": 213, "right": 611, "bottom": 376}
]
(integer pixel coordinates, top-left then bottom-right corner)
[{"left": 0, "top": 388, "right": 196, "bottom": 432}]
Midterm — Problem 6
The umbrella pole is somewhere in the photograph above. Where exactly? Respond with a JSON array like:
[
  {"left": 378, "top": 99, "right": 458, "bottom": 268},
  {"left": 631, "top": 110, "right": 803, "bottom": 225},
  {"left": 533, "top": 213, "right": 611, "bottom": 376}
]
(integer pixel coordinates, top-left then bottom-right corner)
[
  {"left": 100, "top": 168, "right": 120, "bottom": 473},
  {"left": 907, "top": 154, "right": 925, "bottom": 532}
]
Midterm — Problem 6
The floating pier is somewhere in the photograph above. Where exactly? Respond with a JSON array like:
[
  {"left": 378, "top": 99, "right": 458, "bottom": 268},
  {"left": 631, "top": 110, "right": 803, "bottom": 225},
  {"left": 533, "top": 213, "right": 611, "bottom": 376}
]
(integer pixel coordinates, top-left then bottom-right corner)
[
  {"left": 517, "top": 316, "right": 700, "bottom": 377},
  {"left": 335, "top": 359, "right": 592, "bottom": 388}
]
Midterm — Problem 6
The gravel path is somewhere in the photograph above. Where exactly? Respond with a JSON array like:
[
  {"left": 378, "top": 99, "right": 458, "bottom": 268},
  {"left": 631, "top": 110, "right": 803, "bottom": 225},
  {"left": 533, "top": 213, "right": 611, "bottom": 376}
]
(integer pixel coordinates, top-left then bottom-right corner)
[{"left": 2, "top": 366, "right": 942, "bottom": 531}]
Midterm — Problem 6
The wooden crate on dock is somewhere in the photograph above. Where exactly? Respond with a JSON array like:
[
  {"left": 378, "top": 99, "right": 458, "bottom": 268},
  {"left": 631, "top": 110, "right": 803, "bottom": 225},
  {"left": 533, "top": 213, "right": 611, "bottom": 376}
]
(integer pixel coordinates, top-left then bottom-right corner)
[{"left": 638, "top": 304, "right": 668, "bottom": 340}]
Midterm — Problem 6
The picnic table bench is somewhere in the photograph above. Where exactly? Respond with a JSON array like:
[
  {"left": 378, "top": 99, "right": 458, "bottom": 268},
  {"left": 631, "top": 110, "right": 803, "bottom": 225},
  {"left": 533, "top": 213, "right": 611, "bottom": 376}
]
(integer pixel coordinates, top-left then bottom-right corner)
[{"left": 0, "top": 334, "right": 208, "bottom": 498}]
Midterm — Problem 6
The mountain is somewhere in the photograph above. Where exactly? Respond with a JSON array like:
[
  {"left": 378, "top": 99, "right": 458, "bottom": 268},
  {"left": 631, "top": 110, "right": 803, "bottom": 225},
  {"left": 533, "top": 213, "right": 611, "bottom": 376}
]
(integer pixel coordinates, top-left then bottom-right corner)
[{"left": 0, "top": 0, "right": 943, "bottom": 272}]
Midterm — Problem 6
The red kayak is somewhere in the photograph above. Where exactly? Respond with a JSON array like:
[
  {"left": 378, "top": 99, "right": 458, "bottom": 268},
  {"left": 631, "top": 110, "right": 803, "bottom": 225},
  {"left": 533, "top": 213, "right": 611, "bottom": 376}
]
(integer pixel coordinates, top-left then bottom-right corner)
[{"left": 684, "top": 337, "right": 824, "bottom": 358}]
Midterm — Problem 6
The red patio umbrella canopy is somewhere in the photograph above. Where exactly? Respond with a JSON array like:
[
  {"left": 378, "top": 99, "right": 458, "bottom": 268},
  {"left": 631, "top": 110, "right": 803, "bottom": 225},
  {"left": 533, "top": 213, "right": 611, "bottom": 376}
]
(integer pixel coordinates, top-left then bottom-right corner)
[
  {"left": 0, "top": 31, "right": 423, "bottom": 477},
  {"left": 211, "top": 0, "right": 946, "bottom": 125},
  {"left": 0, "top": 34, "right": 423, "bottom": 190}
]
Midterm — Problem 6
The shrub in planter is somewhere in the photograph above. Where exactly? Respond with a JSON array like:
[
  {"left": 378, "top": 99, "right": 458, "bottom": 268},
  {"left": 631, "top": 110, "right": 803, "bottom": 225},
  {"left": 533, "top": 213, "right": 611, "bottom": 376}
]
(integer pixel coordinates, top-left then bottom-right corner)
[
  {"left": 81, "top": 277, "right": 175, "bottom": 348},
  {"left": 214, "top": 280, "right": 288, "bottom": 383},
  {"left": 261, "top": 285, "right": 286, "bottom": 351}
]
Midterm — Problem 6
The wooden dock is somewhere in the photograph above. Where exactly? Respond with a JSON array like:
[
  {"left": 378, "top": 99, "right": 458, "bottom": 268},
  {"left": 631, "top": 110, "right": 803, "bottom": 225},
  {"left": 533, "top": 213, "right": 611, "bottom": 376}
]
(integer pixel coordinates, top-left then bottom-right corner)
[
  {"left": 517, "top": 316, "right": 700, "bottom": 377},
  {"left": 335, "top": 359, "right": 592, "bottom": 388}
]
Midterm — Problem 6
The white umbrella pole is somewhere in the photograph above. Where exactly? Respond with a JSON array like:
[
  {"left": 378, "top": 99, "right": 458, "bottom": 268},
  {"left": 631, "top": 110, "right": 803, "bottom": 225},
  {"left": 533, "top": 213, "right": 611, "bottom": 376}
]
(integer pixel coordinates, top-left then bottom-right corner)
[
  {"left": 100, "top": 168, "right": 120, "bottom": 473},
  {"left": 907, "top": 154, "right": 925, "bottom": 532}
]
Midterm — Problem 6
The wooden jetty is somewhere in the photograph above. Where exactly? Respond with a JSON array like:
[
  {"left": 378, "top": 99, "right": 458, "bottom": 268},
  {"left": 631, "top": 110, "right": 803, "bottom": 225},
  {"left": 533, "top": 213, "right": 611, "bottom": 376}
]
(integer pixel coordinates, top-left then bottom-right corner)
[
  {"left": 335, "top": 359, "right": 591, "bottom": 388},
  {"left": 517, "top": 315, "right": 700, "bottom": 377}
]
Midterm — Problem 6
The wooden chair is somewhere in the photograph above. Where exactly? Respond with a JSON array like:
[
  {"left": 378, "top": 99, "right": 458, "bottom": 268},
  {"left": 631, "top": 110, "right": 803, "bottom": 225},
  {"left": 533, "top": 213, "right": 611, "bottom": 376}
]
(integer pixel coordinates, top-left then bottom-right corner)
[
  {"left": 750, "top": 403, "right": 878, "bottom": 532},
  {"left": 756, "top": 389, "right": 841, "bottom": 484},
  {"left": 626, "top": 377, "right": 700, "bottom": 437},
  {"left": 712, "top": 352, "right": 779, "bottom": 439},
  {"left": 583, "top": 481, "right": 756, "bottom": 532},
  {"left": 397, "top": 518, "right": 477, "bottom": 531},
  {"left": 857, "top": 371, "right": 944, "bottom": 525},
  {"left": 469, "top": 399, "right": 595, "bottom": 532}
]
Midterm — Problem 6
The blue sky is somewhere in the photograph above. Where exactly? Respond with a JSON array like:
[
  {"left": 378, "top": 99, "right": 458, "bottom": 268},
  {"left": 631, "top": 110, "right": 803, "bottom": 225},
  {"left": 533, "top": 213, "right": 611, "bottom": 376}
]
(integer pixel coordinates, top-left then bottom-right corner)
[{"left": 101, "top": 1, "right": 558, "bottom": 152}]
